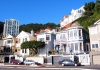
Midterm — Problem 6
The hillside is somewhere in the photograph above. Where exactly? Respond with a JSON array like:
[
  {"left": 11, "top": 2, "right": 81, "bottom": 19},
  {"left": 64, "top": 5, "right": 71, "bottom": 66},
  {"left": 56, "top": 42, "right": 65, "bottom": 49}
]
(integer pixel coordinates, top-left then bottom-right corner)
[
  {"left": 77, "top": 0, "right": 100, "bottom": 32},
  {"left": 19, "top": 23, "right": 59, "bottom": 33},
  {"left": 0, "top": 21, "right": 4, "bottom": 36}
]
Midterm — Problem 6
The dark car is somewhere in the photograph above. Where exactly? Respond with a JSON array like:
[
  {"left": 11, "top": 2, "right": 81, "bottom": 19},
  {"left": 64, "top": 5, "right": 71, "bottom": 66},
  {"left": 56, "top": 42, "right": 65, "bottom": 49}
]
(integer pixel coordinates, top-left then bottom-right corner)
[
  {"left": 35, "top": 62, "right": 42, "bottom": 65},
  {"left": 10, "top": 59, "right": 23, "bottom": 65}
]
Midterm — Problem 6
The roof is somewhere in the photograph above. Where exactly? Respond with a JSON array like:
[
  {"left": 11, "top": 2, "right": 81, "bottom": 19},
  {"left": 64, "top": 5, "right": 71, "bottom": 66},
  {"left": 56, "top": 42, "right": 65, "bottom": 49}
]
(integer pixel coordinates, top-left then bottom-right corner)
[
  {"left": 88, "top": 19, "right": 100, "bottom": 28},
  {"left": 94, "top": 19, "right": 100, "bottom": 25},
  {"left": 16, "top": 31, "right": 31, "bottom": 38}
]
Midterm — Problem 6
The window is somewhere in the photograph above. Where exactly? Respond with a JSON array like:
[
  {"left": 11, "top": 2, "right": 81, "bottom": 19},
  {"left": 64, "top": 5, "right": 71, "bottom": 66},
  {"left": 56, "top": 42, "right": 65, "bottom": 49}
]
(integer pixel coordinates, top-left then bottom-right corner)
[
  {"left": 80, "top": 42, "right": 82, "bottom": 50},
  {"left": 25, "top": 49, "right": 27, "bottom": 53},
  {"left": 75, "top": 43, "right": 78, "bottom": 50},
  {"left": 63, "top": 34, "right": 66, "bottom": 39},
  {"left": 7, "top": 40, "right": 12, "bottom": 44},
  {"left": 22, "top": 49, "right": 24, "bottom": 53},
  {"left": 46, "top": 35, "right": 50, "bottom": 40},
  {"left": 79, "top": 30, "right": 82, "bottom": 36},
  {"left": 71, "top": 43, "right": 74, "bottom": 51},
  {"left": 74, "top": 30, "right": 77, "bottom": 37},
  {"left": 70, "top": 31, "right": 73, "bottom": 37},
  {"left": 40, "top": 38, "right": 44, "bottom": 41},
  {"left": 92, "top": 44, "right": 95, "bottom": 48},
  {"left": 92, "top": 44, "right": 98, "bottom": 48},
  {"left": 25, "top": 38, "right": 27, "bottom": 41},
  {"left": 96, "top": 44, "right": 98, "bottom": 48},
  {"left": 68, "top": 31, "right": 69, "bottom": 38}
]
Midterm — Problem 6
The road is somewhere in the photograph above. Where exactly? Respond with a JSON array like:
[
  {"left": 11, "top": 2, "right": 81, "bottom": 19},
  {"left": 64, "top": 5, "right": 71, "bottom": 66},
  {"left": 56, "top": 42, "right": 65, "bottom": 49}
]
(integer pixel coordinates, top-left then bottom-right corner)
[{"left": 0, "top": 65, "right": 99, "bottom": 70}]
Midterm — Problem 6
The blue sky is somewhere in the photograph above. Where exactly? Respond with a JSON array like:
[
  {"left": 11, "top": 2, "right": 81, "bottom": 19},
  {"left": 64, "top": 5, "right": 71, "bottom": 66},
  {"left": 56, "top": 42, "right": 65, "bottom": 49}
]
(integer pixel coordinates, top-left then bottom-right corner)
[{"left": 0, "top": 0, "right": 96, "bottom": 25}]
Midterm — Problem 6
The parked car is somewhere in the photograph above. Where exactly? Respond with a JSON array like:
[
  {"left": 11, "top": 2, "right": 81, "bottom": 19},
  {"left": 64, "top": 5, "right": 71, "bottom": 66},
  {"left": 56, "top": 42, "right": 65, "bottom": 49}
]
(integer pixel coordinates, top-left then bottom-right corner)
[
  {"left": 24, "top": 60, "right": 35, "bottom": 65},
  {"left": 59, "top": 59, "right": 69, "bottom": 65},
  {"left": 61, "top": 59, "right": 81, "bottom": 66},
  {"left": 10, "top": 59, "right": 23, "bottom": 65}
]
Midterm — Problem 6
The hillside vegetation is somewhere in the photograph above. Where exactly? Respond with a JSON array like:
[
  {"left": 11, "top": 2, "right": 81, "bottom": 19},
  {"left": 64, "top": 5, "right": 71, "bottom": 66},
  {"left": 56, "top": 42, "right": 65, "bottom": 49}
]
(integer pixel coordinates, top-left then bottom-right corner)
[
  {"left": 77, "top": 0, "right": 100, "bottom": 32},
  {"left": 0, "top": 21, "right": 4, "bottom": 36},
  {"left": 19, "top": 23, "right": 59, "bottom": 33}
]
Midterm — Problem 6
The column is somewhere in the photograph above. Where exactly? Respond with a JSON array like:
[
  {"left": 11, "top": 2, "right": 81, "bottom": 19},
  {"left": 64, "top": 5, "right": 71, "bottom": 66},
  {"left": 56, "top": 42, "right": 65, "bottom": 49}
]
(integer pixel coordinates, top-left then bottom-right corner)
[{"left": 54, "top": 39, "right": 55, "bottom": 51}]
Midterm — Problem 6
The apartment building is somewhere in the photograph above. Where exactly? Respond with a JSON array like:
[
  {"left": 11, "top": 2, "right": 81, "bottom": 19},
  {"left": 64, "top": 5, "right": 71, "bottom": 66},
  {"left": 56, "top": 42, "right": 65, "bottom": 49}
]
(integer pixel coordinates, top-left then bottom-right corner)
[{"left": 3, "top": 19, "right": 19, "bottom": 38}]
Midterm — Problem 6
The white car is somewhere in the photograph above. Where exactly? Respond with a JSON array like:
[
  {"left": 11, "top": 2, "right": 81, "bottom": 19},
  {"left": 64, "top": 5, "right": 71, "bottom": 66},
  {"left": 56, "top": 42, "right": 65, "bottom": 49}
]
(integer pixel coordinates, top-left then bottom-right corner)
[{"left": 24, "top": 60, "right": 35, "bottom": 65}]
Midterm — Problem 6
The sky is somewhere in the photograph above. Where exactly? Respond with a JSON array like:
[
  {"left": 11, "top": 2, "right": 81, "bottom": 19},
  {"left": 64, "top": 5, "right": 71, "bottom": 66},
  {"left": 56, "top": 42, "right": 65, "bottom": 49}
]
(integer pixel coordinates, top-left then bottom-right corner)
[{"left": 0, "top": 0, "right": 96, "bottom": 25}]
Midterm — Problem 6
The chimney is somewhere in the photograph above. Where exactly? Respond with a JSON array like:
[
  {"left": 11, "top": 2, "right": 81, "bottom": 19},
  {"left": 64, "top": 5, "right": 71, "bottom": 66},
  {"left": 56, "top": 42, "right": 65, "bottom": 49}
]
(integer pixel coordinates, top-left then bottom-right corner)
[{"left": 31, "top": 29, "right": 34, "bottom": 36}]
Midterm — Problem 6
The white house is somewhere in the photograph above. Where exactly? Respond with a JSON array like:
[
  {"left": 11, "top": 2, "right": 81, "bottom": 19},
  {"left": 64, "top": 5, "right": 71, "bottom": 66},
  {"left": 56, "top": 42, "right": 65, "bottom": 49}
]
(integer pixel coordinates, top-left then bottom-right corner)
[
  {"left": 60, "top": 6, "right": 85, "bottom": 28},
  {"left": 16, "top": 30, "right": 36, "bottom": 56},
  {"left": 37, "top": 28, "right": 56, "bottom": 56}
]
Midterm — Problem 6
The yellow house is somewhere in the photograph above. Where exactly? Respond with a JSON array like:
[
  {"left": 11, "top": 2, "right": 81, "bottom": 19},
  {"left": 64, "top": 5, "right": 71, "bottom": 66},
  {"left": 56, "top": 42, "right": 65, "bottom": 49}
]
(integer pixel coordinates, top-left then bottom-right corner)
[
  {"left": 3, "top": 34, "right": 17, "bottom": 54},
  {"left": 15, "top": 30, "right": 36, "bottom": 56}
]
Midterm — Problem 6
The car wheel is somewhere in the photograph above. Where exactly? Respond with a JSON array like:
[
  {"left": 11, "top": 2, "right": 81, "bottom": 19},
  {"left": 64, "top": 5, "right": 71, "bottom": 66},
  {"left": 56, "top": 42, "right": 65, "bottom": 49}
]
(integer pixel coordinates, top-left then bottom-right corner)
[
  {"left": 74, "top": 64, "right": 77, "bottom": 66},
  {"left": 62, "top": 64, "right": 64, "bottom": 66}
]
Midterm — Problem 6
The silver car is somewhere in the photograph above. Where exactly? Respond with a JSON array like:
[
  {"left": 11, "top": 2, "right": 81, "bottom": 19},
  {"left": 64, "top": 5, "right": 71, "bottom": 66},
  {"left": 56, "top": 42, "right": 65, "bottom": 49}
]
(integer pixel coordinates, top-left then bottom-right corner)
[
  {"left": 61, "top": 60, "right": 81, "bottom": 66},
  {"left": 24, "top": 60, "right": 35, "bottom": 65}
]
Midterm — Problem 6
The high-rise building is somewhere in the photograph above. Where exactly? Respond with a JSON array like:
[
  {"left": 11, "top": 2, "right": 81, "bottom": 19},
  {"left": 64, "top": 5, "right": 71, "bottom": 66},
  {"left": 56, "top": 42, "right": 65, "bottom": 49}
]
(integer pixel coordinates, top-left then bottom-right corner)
[{"left": 3, "top": 19, "right": 19, "bottom": 37}]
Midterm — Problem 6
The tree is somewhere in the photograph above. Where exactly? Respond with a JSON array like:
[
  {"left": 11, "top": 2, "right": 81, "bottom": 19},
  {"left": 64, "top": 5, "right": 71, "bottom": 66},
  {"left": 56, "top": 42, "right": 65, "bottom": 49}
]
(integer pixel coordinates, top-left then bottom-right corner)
[{"left": 21, "top": 40, "right": 45, "bottom": 56}]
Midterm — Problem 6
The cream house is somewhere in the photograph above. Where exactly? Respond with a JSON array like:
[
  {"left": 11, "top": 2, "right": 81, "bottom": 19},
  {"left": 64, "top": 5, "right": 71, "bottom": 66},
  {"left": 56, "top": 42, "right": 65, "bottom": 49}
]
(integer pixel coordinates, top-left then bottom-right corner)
[
  {"left": 88, "top": 19, "right": 100, "bottom": 65},
  {"left": 88, "top": 19, "right": 100, "bottom": 51},
  {"left": 3, "top": 34, "right": 17, "bottom": 54},
  {"left": 16, "top": 30, "right": 36, "bottom": 56}
]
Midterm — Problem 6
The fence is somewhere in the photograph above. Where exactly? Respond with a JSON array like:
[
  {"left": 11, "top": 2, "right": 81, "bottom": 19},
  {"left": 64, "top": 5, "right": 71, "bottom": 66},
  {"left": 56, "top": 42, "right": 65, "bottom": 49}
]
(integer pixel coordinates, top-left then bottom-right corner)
[{"left": 46, "top": 54, "right": 90, "bottom": 65}]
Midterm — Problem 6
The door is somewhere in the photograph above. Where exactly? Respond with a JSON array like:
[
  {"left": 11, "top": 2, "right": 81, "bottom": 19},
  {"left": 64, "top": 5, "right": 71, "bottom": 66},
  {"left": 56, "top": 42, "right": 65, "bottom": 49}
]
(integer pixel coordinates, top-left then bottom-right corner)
[{"left": 93, "top": 55, "right": 100, "bottom": 65}]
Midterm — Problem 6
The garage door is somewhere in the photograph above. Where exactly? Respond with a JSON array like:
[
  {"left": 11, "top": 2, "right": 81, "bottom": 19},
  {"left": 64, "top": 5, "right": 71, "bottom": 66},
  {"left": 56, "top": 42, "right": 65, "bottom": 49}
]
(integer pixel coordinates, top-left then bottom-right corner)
[{"left": 93, "top": 55, "right": 100, "bottom": 65}]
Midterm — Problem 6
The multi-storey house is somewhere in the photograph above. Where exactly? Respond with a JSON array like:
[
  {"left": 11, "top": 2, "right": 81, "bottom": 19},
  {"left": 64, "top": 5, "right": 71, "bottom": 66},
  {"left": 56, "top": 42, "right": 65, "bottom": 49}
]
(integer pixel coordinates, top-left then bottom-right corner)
[
  {"left": 37, "top": 27, "right": 56, "bottom": 56},
  {"left": 88, "top": 19, "right": 100, "bottom": 65},
  {"left": 3, "top": 34, "right": 17, "bottom": 54},
  {"left": 54, "top": 21, "right": 90, "bottom": 55},
  {"left": 16, "top": 30, "right": 36, "bottom": 56},
  {"left": 60, "top": 6, "right": 85, "bottom": 28}
]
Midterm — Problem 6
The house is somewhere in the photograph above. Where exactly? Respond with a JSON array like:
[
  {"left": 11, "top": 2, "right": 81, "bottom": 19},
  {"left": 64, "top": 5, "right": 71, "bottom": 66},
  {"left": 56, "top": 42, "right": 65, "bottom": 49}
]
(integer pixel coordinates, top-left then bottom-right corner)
[
  {"left": 0, "top": 39, "right": 3, "bottom": 54},
  {"left": 16, "top": 30, "right": 36, "bottom": 56},
  {"left": 60, "top": 6, "right": 85, "bottom": 28},
  {"left": 3, "top": 34, "right": 17, "bottom": 54},
  {"left": 37, "top": 27, "right": 56, "bottom": 56},
  {"left": 54, "top": 21, "right": 90, "bottom": 55},
  {"left": 88, "top": 19, "right": 100, "bottom": 65}
]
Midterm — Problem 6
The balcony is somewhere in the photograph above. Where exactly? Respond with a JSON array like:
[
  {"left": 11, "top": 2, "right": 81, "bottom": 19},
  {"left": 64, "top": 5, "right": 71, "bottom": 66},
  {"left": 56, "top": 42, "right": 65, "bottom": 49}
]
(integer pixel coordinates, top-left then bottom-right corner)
[
  {"left": 68, "top": 36, "right": 83, "bottom": 41},
  {"left": 54, "top": 39, "right": 67, "bottom": 44}
]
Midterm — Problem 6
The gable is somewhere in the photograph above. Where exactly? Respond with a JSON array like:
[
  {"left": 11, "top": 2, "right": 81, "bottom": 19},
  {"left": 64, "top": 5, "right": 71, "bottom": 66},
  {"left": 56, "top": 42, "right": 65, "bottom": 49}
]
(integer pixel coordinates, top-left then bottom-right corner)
[
  {"left": 94, "top": 19, "right": 100, "bottom": 25},
  {"left": 6, "top": 34, "right": 13, "bottom": 38},
  {"left": 16, "top": 31, "right": 31, "bottom": 38}
]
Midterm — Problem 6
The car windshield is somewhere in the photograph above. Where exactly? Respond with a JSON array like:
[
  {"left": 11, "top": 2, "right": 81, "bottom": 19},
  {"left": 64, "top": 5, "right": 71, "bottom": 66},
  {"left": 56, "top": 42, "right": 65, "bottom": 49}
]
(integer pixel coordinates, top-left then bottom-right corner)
[
  {"left": 26, "top": 60, "right": 34, "bottom": 62},
  {"left": 63, "top": 59, "right": 74, "bottom": 62}
]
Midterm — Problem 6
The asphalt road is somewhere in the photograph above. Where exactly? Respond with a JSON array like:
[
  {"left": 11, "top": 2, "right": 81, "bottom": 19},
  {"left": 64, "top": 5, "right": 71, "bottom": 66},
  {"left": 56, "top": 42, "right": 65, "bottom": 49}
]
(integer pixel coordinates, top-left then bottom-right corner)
[{"left": 0, "top": 65, "right": 100, "bottom": 70}]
